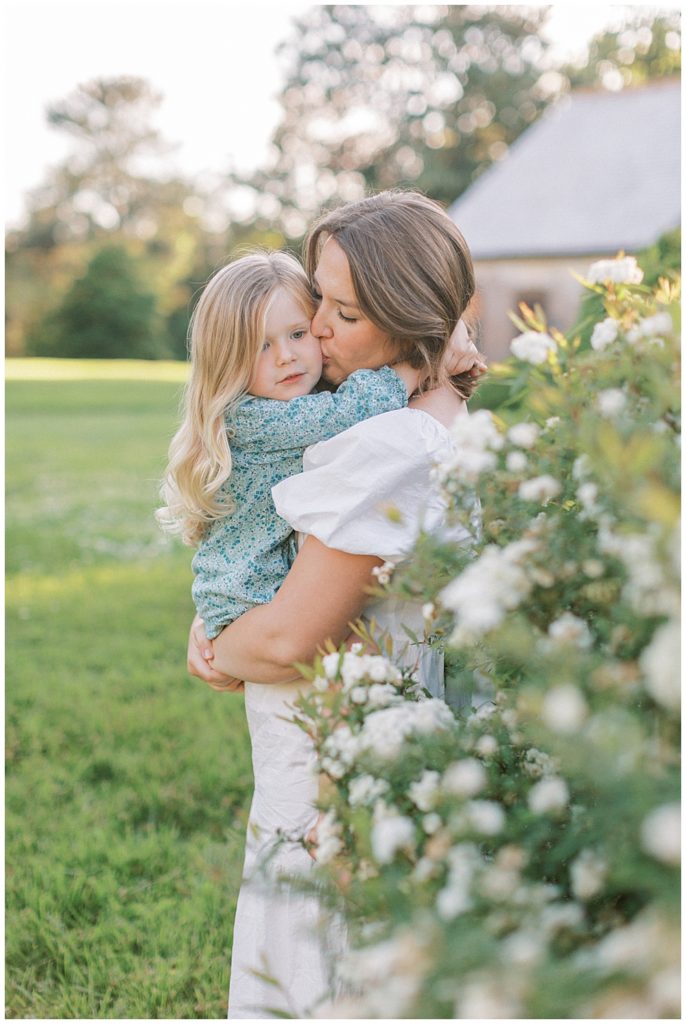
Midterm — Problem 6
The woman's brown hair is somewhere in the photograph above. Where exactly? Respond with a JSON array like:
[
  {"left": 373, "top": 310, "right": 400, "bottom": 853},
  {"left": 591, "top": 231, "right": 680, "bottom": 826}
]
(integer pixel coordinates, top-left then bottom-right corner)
[{"left": 304, "top": 190, "right": 480, "bottom": 398}]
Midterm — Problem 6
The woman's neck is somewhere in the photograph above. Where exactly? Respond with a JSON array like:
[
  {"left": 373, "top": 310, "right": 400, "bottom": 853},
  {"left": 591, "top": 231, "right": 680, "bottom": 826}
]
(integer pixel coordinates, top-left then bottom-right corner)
[{"left": 408, "top": 385, "right": 466, "bottom": 429}]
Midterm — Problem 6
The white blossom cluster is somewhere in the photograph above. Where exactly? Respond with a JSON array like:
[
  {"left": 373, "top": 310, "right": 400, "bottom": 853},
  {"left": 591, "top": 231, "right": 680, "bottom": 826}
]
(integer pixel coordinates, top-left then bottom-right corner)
[
  {"left": 598, "top": 525, "right": 678, "bottom": 618},
  {"left": 510, "top": 330, "right": 557, "bottom": 365},
  {"left": 590, "top": 316, "right": 620, "bottom": 351},
  {"left": 355, "top": 699, "right": 456, "bottom": 761},
  {"left": 440, "top": 538, "right": 536, "bottom": 646},
  {"left": 587, "top": 255, "right": 644, "bottom": 285},
  {"left": 293, "top": 272, "right": 679, "bottom": 1019},
  {"left": 434, "top": 408, "right": 504, "bottom": 486},
  {"left": 627, "top": 311, "right": 673, "bottom": 345}
]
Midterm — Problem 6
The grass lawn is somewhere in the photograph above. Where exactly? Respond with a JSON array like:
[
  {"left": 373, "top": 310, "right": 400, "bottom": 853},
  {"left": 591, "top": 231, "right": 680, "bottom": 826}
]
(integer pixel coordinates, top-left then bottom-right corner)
[{"left": 5, "top": 360, "right": 253, "bottom": 1018}]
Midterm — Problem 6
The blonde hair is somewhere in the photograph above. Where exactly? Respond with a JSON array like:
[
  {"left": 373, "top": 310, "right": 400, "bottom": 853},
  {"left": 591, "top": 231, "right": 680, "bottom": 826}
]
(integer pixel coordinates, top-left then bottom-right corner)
[
  {"left": 305, "top": 190, "right": 479, "bottom": 398},
  {"left": 157, "top": 250, "right": 314, "bottom": 546}
]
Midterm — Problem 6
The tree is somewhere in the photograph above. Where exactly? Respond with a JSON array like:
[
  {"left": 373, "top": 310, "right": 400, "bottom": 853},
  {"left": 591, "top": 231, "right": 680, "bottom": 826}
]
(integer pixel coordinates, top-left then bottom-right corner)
[
  {"left": 29, "top": 245, "right": 165, "bottom": 359},
  {"left": 24, "top": 76, "right": 174, "bottom": 244},
  {"left": 565, "top": 7, "right": 681, "bottom": 90},
  {"left": 230, "top": 5, "right": 681, "bottom": 239},
  {"left": 6, "top": 76, "right": 220, "bottom": 358},
  {"left": 233, "top": 5, "right": 558, "bottom": 234}
]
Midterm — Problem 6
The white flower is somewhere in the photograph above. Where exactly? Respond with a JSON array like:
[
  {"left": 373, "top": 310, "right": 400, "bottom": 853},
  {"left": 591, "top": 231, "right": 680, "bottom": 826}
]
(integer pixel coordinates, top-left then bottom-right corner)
[
  {"left": 590, "top": 317, "right": 619, "bottom": 351},
  {"left": 349, "top": 686, "right": 367, "bottom": 704},
  {"left": 422, "top": 813, "right": 442, "bottom": 834},
  {"left": 518, "top": 475, "right": 561, "bottom": 504},
  {"left": 437, "top": 884, "right": 472, "bottom": 920},
  {"left": 627, "top": 311, "right": 673, "bottom": 343},
  {"left": 528, "top": 776, "right": 569, "bottom": 814},
  {"left": 582, "top": 558, "right": 604, "bottom": 578},
  {"left": 540, "top": 901, "right": 584, "bottom": 935},
  {"left": 356, "top": 700, "right": 455, "bottom": 761},
  {"left": 593, "top": 910, "right": 668, "bottom": 971},
  {"left": 465, "top": 799, "right": 505, "bottom": 835},
  {"left": 413, "top": 856, "right": 436, "bottom": 882},
  {"left": 523, "top": 747, "right": 557, "bottom": 778},
  {"left": 475, "top": 734, "right": 498, "bottom": 757},
  {"left": 587, "top": 255, "right": 643, "bottom": 285},
  {"left": 339, "top": 652, "right": 400, "bottom": 691},
  {"left": 456, "top": 975, "right": 522, "bottom": 1018},
  {"left": 443, "top": 758, "right": 487, "bottom": 798},
  {"left": 441, "top": 541, "right": 534, "bottom": 645},
  {"left": 315, "top": 809, "right": 344, "bottom": 864},
  {"left": 348, "top": 774, "right": 389, "bottom": 807},
  {"left": 544, "top": 416, "right": 560, "bottom": 430},
  {"left": 441, "top": 409, "right": 504, "bottom": 484},
  {"left": 547, "top": 612, "right": 593, "bottom": 650},
  {"left": 422, "top": 602, "right": 435, "bottom": 623},
  {"left": 596, "top": 387, "right": 627, "bottom": 418},
  {"left": 451, "top": 407, "right": 504, "bottom": 451},
  {"left": 371, "top": 560, "right": 395, "bottom": 586},
  {"left": 510, "top": 330, "right": 557, "bottom": 365},
  {"left": 507, "top": 422, "right": 540, "bottom": 449},
  {"left": 322, "top": 724, "right": 359, "bottom": 771},
  {"left": 506, "top": 451, "right": 528, "bottom": 473},
  {"left": 570, "top": 849, "right": 607, "bottom": 901},
  {"left": 371, "top": 809, "right": 416, "bottom": 864},
  {"left": 322, "top": 652, "right": 342, "bottom": 679},
  {"left": 542, "top": 684, "right": 589, "bottom": 733},
  {"left": 334, "top": 930, "right": 430, "bottom": 1018},
  {"left": 480, "top": 863, "right": 520, "bottom": 900},
  {"left": 312, "top": 675, "right": 329, "bottom": 692},
  {"left": 640, "top": 803, "right": 680, "bottom": 865},
  {"left": 366, "top": 683, "right": 400, "bottom": 709},
  {"left": 408, "top": 770, "right": 441, "bottom": 811},
  {"left": 639, "top": 619, "right": 681, "bottom": 710},
  {"left": 501, "top": 930, "right": 545, "bottom": 967}
]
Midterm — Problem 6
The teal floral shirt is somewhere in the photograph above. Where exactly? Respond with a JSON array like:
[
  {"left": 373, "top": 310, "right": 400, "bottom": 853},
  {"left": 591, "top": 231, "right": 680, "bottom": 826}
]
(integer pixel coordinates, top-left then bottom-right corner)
[{"left": 192, "top": 366, "right": 407, "bottom": 638}]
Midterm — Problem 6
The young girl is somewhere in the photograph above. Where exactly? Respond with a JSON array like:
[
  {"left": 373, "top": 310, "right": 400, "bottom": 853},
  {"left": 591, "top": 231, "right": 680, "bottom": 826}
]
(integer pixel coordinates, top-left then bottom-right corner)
[{"left": 157, "top": 250, "right": 422, "bottom": 639}]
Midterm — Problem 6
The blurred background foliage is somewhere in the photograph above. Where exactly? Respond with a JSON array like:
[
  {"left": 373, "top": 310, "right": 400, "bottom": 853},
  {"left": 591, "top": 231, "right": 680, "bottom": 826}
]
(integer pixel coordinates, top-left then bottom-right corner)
[{"left": 5, "top": 5, "right": 681, "bottom": 360}]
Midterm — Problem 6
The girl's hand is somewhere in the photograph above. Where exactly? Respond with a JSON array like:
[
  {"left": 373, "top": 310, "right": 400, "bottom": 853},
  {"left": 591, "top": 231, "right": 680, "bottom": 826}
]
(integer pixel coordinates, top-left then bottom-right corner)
[
  {"left": 187, "top": 615, "right": 245, "bottom": 692},
  {"left": 392, "top": 362, "right": 423, "bottom": 397},
  {"left": 445, "top": 319, "right": 488, "bottom": 377}
]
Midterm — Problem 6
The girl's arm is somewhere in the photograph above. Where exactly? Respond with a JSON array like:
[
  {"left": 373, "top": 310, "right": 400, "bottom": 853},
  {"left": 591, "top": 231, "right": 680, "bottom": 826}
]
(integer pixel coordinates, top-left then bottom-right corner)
[
  {"left": 188, "top": 536, "right": 382, "bottom": 684},
  {"left": 232, "top": 365, "right": 419, "bottom": 453}
]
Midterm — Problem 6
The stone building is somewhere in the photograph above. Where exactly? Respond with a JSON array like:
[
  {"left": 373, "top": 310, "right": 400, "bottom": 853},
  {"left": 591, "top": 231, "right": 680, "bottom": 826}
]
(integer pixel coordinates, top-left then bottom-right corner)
[{"left": 448, "top": 80, "right": 680, "bottom": 362}]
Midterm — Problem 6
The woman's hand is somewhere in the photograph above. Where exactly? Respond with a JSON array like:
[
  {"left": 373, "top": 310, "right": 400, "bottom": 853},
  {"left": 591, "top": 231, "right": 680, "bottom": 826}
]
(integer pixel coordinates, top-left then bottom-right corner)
[
  {"left": 187, "top": 615, "right": 245, "bottom": 693},
  {"left": 444, "top": 319, "right": 488, "bottom": 377},
  {"left": 305, "top": 810, "right": 326, "bottom": 861}
]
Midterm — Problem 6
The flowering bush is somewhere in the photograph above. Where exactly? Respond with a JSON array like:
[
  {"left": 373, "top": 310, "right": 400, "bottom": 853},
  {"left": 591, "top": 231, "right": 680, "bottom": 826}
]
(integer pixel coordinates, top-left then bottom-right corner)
[{"left": 291, "top": 257, "right": 680, "bottom": 1018}]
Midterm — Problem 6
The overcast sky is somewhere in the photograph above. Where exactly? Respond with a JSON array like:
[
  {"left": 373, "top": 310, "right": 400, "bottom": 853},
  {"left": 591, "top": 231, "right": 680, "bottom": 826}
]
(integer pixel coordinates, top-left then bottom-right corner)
[{"left": 3, "top": 2, "right": 675, "bottom": 228}]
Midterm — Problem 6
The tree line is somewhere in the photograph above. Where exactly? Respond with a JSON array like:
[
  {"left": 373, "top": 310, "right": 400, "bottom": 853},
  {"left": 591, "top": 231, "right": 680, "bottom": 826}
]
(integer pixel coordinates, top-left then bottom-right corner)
[{"left": 5, "top": 5, "right": 680, "bottom": 360}]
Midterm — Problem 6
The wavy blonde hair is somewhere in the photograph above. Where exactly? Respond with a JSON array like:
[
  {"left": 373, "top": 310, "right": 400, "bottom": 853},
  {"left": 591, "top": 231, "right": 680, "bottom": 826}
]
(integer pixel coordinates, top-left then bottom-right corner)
[{"left": 157, "top": 250, "right": 314, "bottom": 546}]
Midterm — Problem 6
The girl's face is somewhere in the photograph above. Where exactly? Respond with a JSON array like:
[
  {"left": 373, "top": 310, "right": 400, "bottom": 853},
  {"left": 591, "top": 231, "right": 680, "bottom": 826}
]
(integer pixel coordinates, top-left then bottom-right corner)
[
  {"left": 310, "top": 238, "right": 396, "bottom": 386},
  {"left": 248, "top": 287, "right": 323, "bottom": 399}
]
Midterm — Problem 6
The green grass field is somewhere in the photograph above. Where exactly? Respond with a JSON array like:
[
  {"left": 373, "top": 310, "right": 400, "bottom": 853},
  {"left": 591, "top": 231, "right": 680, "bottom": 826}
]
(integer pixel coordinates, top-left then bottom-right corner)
[{"left": 6, "top": 359, "right": 253, "bottom": 1018}]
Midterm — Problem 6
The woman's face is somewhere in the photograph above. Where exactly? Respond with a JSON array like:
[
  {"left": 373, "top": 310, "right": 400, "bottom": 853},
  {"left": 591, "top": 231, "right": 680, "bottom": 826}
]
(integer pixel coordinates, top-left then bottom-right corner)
[{"left": 310, "top": 237, "right": 396, "bottom": 385}]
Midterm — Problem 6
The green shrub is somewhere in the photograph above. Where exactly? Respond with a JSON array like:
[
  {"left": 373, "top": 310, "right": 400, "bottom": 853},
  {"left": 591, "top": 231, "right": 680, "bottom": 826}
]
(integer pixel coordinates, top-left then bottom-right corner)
[
  {"left": 290, "top": 255, "right": 680, "bottom": 1018},
  {"left": 28, "top": 246, "right": 168, "bottom": 359}
]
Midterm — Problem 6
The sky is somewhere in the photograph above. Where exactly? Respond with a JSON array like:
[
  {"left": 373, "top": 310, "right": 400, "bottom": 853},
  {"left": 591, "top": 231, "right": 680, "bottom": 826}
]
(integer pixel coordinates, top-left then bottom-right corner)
[{"left": 3, "top": 2, "right": 676, "bottom": 228}]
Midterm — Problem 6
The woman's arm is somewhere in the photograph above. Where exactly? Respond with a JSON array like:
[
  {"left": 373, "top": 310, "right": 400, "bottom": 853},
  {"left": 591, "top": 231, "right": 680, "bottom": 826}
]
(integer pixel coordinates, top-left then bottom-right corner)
[{"left": 190, "top": 536, "right": 382, "bottom": 684}]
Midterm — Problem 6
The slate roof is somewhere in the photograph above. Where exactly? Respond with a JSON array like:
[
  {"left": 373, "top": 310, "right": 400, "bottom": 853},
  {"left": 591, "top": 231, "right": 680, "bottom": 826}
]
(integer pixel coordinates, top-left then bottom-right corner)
[{"left": 448, "top": 80, "right": 681, "bottom": 260}]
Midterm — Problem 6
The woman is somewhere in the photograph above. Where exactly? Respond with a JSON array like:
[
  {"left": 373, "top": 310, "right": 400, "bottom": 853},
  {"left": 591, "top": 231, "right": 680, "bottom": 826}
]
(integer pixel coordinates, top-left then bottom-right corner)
[{"left": 188, "top": 191, "right": 484, "bottom": 1018}]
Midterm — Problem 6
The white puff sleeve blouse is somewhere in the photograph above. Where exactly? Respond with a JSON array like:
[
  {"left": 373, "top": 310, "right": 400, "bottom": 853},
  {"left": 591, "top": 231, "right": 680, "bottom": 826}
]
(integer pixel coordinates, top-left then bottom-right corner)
[
  {"left": 272, "top": 408, "right": 477, "bottom": 698},
  {"left": 272, "top": 407, "right": 472, "bottom": 563}
]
